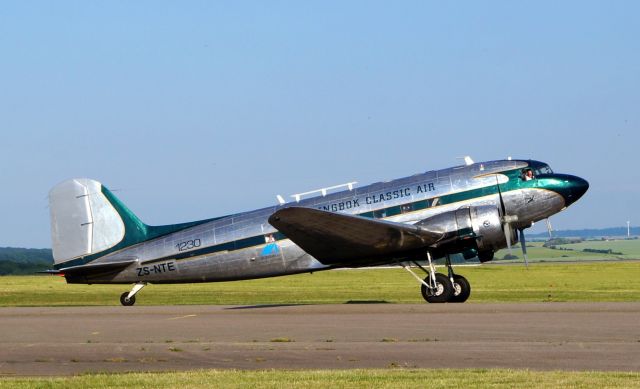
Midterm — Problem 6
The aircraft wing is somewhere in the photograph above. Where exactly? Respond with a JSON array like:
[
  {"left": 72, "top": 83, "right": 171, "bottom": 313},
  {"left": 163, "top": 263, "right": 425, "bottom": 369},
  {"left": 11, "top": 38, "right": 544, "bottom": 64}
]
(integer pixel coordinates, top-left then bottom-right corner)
[{"left": 268, "top": 207, "right": 444, "bottom": 265}]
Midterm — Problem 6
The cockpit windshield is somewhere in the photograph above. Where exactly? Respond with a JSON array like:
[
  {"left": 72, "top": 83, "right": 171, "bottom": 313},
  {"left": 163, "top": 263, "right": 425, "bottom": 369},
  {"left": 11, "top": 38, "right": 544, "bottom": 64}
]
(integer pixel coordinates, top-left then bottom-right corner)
[
  {"left": 521, "top": 162, "right": 553, "bottom": 181},
  {"left": 535, "top": 165, "right": 553, "bottom": 175}
]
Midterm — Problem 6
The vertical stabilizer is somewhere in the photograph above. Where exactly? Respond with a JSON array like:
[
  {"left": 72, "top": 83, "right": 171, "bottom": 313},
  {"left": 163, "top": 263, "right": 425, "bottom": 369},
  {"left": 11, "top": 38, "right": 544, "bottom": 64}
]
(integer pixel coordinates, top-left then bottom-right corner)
[
  {"left": 49, "top": 179, "right": 127, "bottom": 265},
  {"left": 50, "top": 178, "right": 218, "bottom": 267}
]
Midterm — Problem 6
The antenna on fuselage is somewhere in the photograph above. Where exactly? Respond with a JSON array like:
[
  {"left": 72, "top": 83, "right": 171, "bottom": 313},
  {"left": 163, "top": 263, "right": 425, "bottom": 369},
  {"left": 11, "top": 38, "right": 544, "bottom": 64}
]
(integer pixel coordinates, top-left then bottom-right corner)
[
  {"left": 276, "top": 195, "right": 286, "bottom": 205},
  {"left": 290, "top": 182, "right": 358, "bottom": 203},
  {"left": 456, "top": 156, "right": 474, "bottom": 166}
]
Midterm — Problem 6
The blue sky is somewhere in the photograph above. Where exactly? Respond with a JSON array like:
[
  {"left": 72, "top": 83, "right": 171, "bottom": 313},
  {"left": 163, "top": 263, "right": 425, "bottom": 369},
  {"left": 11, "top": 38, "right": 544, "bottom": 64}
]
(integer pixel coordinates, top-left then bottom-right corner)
[{"left": 1, "top": 1, "right": 638, "bottom": 248}]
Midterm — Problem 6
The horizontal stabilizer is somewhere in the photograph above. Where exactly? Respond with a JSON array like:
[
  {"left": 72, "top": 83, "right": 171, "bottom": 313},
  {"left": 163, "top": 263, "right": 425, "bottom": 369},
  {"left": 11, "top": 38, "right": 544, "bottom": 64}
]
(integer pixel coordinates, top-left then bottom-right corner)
[
  {"left": 268, "top": 207, "right": 443, "bottom": 265},
  {"left": 45, "top": 259, "right": 137, "bottom": 277}
]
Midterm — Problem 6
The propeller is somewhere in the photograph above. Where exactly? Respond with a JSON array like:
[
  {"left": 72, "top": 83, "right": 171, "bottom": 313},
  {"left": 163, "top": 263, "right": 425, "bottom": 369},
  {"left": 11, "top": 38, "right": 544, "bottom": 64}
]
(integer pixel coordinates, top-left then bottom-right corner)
[
  {"left": 504, "top": 224, "right": 512, "bottom": 255},
  {"left": 518, "top": 228, "right": 529, "bottom": 268},
  {"left": 495, "top": 175, "right": 517, "bottom": 256},
  {"left": 495, "top": 175, "right": 530, "bottom": 268}
]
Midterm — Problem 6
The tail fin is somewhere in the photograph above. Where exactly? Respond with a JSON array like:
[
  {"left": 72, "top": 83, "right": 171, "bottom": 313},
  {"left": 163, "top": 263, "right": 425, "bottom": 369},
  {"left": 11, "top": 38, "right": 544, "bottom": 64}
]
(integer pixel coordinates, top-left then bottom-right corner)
[
  {"left": 49, "top": 179, "right": 147, "bottom": 265},
  {"left": 49, "top": 179, "right": 217, "bottom": 266}
]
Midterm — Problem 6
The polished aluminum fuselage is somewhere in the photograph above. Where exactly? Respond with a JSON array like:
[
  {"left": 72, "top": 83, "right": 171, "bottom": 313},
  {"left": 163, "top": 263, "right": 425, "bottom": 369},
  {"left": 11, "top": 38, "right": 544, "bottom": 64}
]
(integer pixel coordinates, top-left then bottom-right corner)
[{"left": 83, "top": 160, "right": 567, "bottom": 284}]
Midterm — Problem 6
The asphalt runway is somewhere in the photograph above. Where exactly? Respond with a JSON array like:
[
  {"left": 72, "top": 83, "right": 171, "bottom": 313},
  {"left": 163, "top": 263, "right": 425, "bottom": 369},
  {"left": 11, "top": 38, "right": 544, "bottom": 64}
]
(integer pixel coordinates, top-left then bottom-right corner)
[{"left": 1, "top": 303, "right": 639, "bottom": 376}]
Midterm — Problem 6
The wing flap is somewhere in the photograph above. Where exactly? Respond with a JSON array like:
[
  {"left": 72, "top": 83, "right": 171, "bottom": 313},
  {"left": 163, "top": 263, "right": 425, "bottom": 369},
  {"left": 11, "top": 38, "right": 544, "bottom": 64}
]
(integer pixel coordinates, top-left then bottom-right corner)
[{"left": 268, "top": 207, "right": 443, "bottom": 265}]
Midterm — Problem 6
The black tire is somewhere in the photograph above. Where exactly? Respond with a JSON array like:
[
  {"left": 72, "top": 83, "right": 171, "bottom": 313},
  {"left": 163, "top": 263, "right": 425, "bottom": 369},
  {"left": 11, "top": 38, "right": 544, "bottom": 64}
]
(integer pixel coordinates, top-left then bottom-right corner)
[
  {"left": 120, "top": 292, "right": 136, "bottom": 306},
  {"left": 449, "top": 274, "right": 471, "bottom": 303},
  {"left": 478, "top": 251, "right": 494, "bottom": 263},
  {"left": 421, "top": 273, "right": 454, "bottom": 303}
]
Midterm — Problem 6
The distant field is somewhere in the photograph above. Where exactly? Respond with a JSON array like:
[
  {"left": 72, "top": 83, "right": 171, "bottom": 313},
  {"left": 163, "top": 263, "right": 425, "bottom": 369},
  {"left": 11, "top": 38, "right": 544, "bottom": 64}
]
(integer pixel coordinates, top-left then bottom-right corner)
[
  {"left": 1, "top": 369, "right": 639, "bottom": 388},
  {"left": 1, "top": 261, "right": 638, "bottom": 306},
  {"left": 493, "top": 238, "right": 640, "bottom": 262}
]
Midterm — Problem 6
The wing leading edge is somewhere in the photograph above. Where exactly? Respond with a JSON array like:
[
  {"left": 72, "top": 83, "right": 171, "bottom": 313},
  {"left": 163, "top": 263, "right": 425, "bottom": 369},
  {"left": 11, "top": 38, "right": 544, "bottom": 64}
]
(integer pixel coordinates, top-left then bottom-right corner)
[{"left": 268, "top": 207, "right": 444, "bottom": 266}]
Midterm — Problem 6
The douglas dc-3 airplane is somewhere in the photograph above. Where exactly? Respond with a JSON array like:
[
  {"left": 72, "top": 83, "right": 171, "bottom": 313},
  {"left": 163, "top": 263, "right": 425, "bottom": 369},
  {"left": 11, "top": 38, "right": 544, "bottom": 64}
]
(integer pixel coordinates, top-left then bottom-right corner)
[{"left": 47, "top": 158, "right": 588, "bottom": 306}]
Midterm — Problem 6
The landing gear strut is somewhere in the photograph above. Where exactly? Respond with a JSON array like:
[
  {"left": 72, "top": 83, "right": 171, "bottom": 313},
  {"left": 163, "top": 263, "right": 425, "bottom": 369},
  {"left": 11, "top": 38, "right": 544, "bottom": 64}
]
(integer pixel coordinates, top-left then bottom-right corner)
[
  {"left": 402, "top": 253, "right": 471, "bottom": 303},
  {"left": 120, "top": 282, "right": 146, "bottom": 306}
]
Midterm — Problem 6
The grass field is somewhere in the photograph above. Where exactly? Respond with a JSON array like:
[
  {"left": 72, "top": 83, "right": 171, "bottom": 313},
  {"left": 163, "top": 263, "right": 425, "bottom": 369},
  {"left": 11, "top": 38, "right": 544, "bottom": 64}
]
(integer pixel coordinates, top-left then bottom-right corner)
[
  {"left": 1, "top": 369, "right": 639, "bottom": 388},
  {"left": 493, "top": 238, "right": 640, "bottom": 262},
  {"left": 1, "top": 261, "right": 639, "bottom": 306}
]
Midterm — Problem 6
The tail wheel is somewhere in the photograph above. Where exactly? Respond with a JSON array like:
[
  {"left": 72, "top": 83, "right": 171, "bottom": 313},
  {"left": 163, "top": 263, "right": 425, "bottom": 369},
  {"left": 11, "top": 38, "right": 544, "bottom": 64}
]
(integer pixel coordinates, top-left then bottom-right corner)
[
  {"left": 449, "top": 274, "right": 471, "bottom": 303},
  {"left": 120, "top": 292, "right": 136, "bottom": 306},
  {"left": 421, "top": 273, "right": 454, "bottom": 303}
]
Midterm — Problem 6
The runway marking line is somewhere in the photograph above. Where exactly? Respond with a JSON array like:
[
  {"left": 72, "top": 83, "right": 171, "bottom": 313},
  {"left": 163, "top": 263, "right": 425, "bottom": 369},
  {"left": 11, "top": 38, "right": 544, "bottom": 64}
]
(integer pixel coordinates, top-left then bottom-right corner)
[{"left": 167, "top": 314, "right": 197, "bottom": 320}]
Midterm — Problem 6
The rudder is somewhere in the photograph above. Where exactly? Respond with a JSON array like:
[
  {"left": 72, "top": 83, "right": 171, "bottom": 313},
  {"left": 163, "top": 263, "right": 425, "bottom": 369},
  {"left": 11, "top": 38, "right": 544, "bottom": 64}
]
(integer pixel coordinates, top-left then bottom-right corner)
[{"left": 49, "top": 179, "right": 135, "bottom": 265}]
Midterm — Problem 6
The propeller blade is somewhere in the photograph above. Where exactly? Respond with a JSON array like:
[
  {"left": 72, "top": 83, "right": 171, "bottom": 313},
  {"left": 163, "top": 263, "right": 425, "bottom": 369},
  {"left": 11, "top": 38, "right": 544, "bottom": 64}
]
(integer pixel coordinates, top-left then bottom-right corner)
[
  {"left": 519, "top": 228, "right": 529, "bottom": 268},
  {"left": 504, "top": 223, "right": 512, "bottom": 255},
  {"left": 495, "top": 175, "right": 506, "bottom": 216},
  {"left": 496, "top": 174, "right": 518, "bottom": 257}
]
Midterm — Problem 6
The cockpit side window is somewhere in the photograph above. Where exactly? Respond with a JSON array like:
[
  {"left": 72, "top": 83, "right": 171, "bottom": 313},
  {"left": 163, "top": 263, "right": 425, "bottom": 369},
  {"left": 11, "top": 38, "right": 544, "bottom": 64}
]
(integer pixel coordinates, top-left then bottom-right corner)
[
  {"left": 522, "top": 164, "right": 553, "bottom": 181},
  {"left": 522, "top": 168, "right": 535, "bottom": 181}
]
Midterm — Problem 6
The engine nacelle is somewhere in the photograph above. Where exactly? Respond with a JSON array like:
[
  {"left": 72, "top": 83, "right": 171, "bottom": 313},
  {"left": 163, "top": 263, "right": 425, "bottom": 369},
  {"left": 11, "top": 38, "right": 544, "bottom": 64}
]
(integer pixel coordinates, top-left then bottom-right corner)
[
  {"left": 468, "top": 206, "right": 509, "bottom": 253},
  {"left": 415, "top": 205, "right": 515, "bottom": 261}
]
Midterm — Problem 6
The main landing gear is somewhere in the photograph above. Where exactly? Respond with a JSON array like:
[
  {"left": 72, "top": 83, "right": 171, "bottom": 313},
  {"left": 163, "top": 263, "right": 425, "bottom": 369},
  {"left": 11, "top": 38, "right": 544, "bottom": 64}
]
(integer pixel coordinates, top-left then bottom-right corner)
[
  {"left": 402, "top": 253, "right": 471, "bottom": 303},
  {"left": 120, "top": 282, "right": 146, "bottom": 306}
]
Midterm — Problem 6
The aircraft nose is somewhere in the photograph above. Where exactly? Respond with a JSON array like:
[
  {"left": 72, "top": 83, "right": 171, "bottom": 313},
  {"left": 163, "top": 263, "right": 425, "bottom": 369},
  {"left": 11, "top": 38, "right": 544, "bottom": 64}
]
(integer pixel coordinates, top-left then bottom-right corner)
[
  {"left": 571, "top": 176, "right": 589, "bottom": 202},
  {"left": 555, "top": 174, "right": 589, "bottom": 206}
]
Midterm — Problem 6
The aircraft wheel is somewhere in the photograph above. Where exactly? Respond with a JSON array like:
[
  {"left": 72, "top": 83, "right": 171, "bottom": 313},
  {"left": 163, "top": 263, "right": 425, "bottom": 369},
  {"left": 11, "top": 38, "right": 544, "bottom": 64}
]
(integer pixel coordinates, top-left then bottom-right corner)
[
  {"left": 120, "top": 292, "right": 136, "bottom": 306},
  {"left": 421, "top": 273, "right": 454, "bottom": 303},
  {"left": 478, "top": 251, "right": 494, "bottom": 263},
  {"left": 449, "top": 274, "right": 471, "bottom": 303}
]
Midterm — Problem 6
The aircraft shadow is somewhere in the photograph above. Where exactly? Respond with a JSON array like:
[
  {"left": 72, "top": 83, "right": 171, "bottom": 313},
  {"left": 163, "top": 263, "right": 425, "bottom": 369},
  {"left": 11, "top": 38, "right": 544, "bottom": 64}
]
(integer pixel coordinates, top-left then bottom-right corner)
[
  {"left": 225, "top": 304, "right": 308, "bottom": 310},
  {"left": 344, "top": 300, "right": 390, "bottom": 304},
  {"left": 225, "top": 300, "right": 390, "bottom": 309}
]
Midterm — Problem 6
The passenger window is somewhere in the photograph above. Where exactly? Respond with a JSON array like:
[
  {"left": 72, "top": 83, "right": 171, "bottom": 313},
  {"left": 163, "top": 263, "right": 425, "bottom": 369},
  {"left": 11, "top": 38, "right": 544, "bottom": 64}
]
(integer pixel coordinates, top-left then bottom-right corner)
[{"left": 373, "top": 209, "right": 387, "bottom": 218}]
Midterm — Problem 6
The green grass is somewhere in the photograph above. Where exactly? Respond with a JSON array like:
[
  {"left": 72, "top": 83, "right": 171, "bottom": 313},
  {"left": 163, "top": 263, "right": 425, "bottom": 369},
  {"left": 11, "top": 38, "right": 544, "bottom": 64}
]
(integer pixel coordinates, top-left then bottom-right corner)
[
  {"left": 1, "top": 369, "right": 639, "bottom": 388},
  {"left": 1, "top": 261, "right": 639, "bottom": 306}
]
